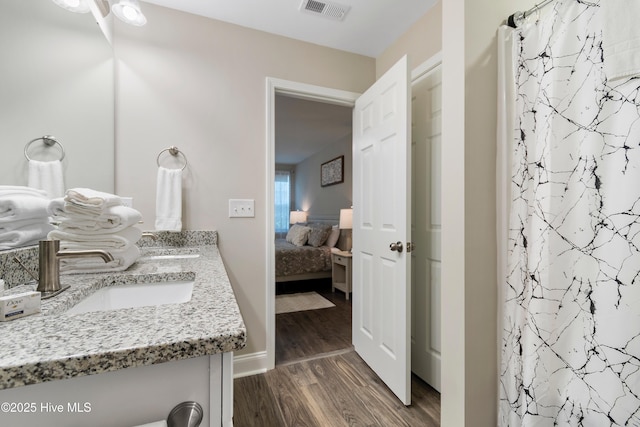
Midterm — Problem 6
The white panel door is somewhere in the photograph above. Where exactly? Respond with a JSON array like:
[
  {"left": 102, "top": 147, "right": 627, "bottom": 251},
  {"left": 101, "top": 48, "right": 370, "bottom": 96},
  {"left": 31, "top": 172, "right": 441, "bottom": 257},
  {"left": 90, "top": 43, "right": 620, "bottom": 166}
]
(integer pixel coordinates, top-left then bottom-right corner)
[
  {"left": 411, "top": 64, "right": 442, "bottom": 392},
  {"left": 352, "top": 56, "right": 411, "bottom": 405}
]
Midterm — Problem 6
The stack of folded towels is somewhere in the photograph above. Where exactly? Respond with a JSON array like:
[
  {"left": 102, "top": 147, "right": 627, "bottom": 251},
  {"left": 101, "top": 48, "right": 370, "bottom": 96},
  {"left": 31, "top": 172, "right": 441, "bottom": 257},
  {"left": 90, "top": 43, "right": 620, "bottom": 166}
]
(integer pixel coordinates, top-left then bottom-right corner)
[
  {"left": 48, "top": 188, "right": 143, "bottom": 274},
  {"left": 0, "top": 186, "right": 54, "bottom": 250}
]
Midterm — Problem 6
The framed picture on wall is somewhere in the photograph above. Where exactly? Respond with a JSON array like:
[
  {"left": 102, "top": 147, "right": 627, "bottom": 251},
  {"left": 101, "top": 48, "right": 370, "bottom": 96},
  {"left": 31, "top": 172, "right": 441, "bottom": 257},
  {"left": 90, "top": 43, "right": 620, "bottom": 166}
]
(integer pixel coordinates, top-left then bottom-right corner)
[{"left": 321, "top": 155, "right": 344, "bottom": 187}]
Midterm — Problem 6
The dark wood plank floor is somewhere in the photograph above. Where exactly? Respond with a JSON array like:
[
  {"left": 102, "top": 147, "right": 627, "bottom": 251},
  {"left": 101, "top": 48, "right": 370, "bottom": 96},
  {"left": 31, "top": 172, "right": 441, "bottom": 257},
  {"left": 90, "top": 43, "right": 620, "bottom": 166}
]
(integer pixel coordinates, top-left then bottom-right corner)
[
  {"left": 234, "top": 279, "right": 441, "bottom": 426},
  {"left": 276, "top": 279, "right": 352, "bottom": 365},
  {"left": 234, "top": 351, "right": 440, "bottom": 426}
]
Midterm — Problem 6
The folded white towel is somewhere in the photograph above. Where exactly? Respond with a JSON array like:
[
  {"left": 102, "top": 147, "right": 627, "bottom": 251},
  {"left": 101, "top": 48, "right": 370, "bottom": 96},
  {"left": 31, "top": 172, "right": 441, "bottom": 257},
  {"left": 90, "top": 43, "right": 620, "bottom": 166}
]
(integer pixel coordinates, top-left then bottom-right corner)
[
  {"left": 57, "top": 206, "right": 143, "bottom": 234},
  {"left": 47, "top": 226, "right": 142, "bottom": 251},
  {"left": 155, "top": 167, "right": 182, "bottom": 232},
  {"left": 602, "top": 0, "right": 640, "bottom": 81},
  {"left": 64, "top": 188, "right": 123, "bottom": 216},
  {"left": 0, "top": 195, "right": 51, "bottom": 223},
  {"left": 48, "top": 197, "right": 65, "bottom": 218},
  {"left": 50, "top": 197, "right": 118, "bottom": 222},
  {"left": 59, "top": 244, "right": 141, "bottom": 274},
  {"left": 28, "top": 160, "right": 65, "bottom": 199},
  {"left": 0, "top": 186, "right": 48, "bottom": 198},
  {"left": 0, "top": 222, "right": 55, "bottom": 250},
  {"left": 0, "top": 218, "right": 51, "bottom": 233}
]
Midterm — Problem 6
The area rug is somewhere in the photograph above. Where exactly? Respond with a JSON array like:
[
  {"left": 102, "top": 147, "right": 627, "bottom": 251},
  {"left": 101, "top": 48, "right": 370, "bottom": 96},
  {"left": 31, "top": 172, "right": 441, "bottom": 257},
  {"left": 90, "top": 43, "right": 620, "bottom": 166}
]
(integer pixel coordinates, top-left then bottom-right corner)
[{"left": 275, "top": 292, "right": 335, "bottom": 314}]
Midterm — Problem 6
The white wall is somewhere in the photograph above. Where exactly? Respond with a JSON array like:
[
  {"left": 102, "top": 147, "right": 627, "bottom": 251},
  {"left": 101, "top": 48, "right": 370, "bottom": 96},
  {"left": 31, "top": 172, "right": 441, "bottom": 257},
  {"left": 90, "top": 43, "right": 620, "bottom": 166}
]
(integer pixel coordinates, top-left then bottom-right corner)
[
  {"left": 112, "top": 3, "right": 375, "bottom": 357},
  {"left": 294, "top": 136, "right": 352, "bottom": 217}
]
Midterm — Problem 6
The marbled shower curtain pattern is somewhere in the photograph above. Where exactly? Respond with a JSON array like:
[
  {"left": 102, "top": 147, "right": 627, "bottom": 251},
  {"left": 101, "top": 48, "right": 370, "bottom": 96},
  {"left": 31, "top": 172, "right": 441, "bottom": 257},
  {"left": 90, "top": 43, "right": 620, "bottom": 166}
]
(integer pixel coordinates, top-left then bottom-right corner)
[{"left": 500, "top": 1, "right": 640, "bottom": 426}]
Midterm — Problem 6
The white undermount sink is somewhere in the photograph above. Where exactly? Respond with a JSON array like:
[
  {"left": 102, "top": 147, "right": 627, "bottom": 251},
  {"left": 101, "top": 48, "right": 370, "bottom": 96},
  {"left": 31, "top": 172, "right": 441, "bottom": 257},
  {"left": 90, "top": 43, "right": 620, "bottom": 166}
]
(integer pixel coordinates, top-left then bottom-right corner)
[{"left": 66, "top": 281, "right": 195, "bottom": 315}]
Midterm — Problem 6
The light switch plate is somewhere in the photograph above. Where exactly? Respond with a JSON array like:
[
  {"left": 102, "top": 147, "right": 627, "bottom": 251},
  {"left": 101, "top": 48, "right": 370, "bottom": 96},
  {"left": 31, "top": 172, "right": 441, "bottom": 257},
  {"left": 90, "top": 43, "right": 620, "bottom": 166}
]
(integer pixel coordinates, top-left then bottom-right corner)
[{"left": 229, "top": 199, "right": 255, "bottom": 218}]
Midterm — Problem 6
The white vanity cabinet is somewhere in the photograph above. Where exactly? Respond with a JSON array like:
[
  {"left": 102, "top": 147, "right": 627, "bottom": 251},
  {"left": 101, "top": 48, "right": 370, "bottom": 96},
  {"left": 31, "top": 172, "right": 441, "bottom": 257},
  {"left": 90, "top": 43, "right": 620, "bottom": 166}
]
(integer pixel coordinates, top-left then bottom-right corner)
[
  {"left": 0, "top": 235, "right": 244, "bottom": 427},
  {"left": 0, "top": 352, "right": 234, "bottom": 427}
]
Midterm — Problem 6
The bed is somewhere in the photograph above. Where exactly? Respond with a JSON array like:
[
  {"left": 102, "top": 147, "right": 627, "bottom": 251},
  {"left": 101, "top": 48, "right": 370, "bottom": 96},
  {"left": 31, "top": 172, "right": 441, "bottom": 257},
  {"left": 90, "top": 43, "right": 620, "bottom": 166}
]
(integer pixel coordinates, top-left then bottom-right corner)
[{"left": 275, "top": 217, "right": 343, "bottom": 283}]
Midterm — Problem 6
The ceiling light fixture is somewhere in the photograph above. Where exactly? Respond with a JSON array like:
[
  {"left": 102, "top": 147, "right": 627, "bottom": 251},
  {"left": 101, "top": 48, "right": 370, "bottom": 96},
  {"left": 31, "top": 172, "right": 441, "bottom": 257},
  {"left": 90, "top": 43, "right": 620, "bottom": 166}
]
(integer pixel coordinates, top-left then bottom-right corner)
[
  {"left": 112, "top": 0, "right": 147, "bottom": 26},
  {"left": 51, "top": 0, "right": 91, "bottom": 14}
]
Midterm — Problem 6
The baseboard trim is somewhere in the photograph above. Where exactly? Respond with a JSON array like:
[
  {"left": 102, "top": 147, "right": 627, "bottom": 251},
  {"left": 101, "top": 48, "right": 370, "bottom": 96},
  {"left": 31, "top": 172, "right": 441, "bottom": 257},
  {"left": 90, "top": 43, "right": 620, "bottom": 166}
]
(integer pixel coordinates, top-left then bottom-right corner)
[{"left": 233, "top": 351, "right": 269, "bottom": 378}]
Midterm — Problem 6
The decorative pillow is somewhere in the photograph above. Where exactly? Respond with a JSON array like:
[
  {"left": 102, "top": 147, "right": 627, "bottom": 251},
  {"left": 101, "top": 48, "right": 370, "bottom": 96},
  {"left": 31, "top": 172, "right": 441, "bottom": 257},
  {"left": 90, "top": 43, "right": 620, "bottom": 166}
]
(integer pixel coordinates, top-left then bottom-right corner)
[
  {"left": 325, "top": 225, "right": 340, "bottom": 248},
  {"left": 307, "top": 223, "right": 333, "bottom": 247},
  {"left": 286, "top": 224, "right": 311, "bottom": 246}
]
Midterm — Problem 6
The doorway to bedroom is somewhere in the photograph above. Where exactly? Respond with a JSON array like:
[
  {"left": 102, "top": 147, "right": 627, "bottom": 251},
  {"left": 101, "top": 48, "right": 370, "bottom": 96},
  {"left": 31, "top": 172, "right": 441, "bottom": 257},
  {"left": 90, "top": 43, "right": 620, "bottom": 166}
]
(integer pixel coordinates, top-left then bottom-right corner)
[
  {"left": 266, "top": 54, "right": 443, "bottom": 397},
  {"left": 273, "top": 93, "right": 355, "bottom": 366}
]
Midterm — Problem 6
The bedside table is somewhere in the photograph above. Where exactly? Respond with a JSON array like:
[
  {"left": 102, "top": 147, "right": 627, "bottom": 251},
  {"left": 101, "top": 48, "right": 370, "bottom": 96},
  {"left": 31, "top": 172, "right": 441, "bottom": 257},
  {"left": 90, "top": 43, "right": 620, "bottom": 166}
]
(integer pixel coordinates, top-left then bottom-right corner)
[{"left": 331, "top": 250, "right": 352, "bottom": 300}]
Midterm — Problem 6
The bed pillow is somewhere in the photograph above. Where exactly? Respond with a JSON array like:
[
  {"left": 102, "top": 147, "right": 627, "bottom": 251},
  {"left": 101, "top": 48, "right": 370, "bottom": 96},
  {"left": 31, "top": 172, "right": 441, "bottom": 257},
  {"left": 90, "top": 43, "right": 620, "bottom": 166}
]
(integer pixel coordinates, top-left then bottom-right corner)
[
  {"left": 307, "top": 223, "right": 333, "bottom": 247},
  {"left": 286, "top": 224, "right": 311, "bottom": 246},
  {"left": 325, "top": 225, "right": 340, "bottom": 248}
]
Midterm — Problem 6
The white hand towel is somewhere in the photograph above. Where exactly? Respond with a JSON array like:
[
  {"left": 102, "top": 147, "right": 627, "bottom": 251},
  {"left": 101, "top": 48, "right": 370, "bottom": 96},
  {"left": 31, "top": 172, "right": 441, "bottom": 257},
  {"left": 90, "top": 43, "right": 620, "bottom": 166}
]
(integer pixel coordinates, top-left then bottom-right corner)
[
  {"left": 0, "top": 222, "right": 54, "bottom": 250},
  {"left": 47, "top": 226, "right": 142, "bottom": 250},
  {"left": 64, "top": 188, "right": 123, "bottom": 216},
  {"left": 58, "top": 206, "right": 143, "bottom": 234},
  {"left": 602, "top": 0, "right": 640, "bottom": 81},
  {"left": 0, "top": 186, "right": 48, "bottom": 198},
  {"left": 0, "top": 195, "right": 51, "bottom": 223},
  {"left": 155, "top": 167, "right": 182, "bottom": 232},
  {"left": 59, "top": 245, "right": 141, "bottom": 274},
  {"left": 28, "top": 160, "right": 65, "bottom": 198}
]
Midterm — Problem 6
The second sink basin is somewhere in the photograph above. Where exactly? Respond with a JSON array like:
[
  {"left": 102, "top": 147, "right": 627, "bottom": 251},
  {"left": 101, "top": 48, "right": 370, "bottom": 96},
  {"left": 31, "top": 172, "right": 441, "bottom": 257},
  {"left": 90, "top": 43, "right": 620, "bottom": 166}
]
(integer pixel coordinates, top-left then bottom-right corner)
[{"left": 67, "top": 281, "right": 195, "bottom": 315}]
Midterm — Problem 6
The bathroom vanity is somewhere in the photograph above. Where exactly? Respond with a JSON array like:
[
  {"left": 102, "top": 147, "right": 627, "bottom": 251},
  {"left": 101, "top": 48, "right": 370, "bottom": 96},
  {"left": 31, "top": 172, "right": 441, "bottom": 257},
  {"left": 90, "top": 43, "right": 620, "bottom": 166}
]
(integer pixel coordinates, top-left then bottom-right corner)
[{"left": 0, "top": 231, "right": 245, "bottom": 427}]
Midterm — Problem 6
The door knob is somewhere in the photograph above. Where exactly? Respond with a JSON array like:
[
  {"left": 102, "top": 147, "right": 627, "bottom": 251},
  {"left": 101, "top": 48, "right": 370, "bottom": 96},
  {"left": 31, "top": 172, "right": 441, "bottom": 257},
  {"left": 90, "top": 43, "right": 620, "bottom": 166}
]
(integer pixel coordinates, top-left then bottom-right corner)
[{"left": 389, "top": 241, "right": 403, "bottom": 253}]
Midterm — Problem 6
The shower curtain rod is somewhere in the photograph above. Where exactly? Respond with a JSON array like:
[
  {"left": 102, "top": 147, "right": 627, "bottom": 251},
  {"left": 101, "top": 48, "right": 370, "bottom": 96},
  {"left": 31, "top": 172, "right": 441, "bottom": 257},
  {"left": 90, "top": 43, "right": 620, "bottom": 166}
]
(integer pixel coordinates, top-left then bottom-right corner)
[{"left": 507, "top": 0, "right": 555, "bottom": 28}]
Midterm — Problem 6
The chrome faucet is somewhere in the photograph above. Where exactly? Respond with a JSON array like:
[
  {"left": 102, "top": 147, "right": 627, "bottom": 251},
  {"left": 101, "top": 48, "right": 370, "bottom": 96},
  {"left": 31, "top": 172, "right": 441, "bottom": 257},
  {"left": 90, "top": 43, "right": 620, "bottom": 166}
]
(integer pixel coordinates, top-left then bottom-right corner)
[
  {"left": 141, "top": 232, "right": 158, "bottom": 242},
  {"left": 15, "top": 240, "right": 114, "bottom": 299}
]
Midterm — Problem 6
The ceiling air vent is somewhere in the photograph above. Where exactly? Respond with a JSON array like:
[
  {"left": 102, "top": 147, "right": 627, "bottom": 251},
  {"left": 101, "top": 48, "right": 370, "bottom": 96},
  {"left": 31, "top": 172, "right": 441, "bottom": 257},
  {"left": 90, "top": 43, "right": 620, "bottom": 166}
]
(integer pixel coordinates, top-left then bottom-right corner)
[{"left": 299, "top": 0, "right": 351, "bottom": 22}]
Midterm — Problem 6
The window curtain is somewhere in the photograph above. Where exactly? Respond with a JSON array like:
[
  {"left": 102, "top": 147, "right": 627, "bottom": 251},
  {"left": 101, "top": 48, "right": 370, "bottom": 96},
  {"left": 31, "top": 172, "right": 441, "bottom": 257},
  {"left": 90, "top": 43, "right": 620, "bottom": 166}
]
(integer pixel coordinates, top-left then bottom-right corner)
[
  {"left": 498, "top": 1, "right": 640, "bottom": 425},
  {"left": 275, "top": 170, "right": 291, "bottom": 238}
]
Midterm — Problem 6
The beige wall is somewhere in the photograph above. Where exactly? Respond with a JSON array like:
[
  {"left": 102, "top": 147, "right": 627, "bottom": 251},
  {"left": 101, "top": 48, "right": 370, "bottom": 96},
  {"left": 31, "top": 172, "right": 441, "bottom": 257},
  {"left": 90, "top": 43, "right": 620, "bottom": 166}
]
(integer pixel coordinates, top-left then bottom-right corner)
[
  {"left": 294, "top": 136, "right": 352, "bottom": 217},
  {"left": 375, "top": 1, "right": 442, "bottom": 79},
  {"left": 441, "top": 0, "right": 533, "bottom": 425},
  {"left": 112, "top": 3, "right": 375, "bottom": 356},
  {"left": 111, "top": 1, "right": 541, "bottom": 423}
]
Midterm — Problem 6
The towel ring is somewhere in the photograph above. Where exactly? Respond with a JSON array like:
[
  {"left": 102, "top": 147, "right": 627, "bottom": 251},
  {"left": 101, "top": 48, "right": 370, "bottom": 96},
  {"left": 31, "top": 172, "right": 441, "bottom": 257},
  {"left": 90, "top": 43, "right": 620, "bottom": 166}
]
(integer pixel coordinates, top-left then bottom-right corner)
[
  {"left": 24, "top": 135, "right": 65, "bottom": 162},
  {"left": 156, "top": 146, "right": 187, "bottom": 171}
]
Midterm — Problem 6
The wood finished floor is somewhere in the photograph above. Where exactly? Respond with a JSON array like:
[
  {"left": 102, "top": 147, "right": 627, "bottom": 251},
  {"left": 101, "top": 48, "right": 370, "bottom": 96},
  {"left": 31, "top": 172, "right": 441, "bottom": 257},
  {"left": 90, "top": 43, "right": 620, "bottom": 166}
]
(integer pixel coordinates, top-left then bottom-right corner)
[
  {"left": 234, "top": 279, "right": 441, "bottom": 426},
  {"left": 275, "top": 279, "right": 353, "bottom": 365},
  {"left": 234, "top": 351, "right": 441, "bottom": 427}
]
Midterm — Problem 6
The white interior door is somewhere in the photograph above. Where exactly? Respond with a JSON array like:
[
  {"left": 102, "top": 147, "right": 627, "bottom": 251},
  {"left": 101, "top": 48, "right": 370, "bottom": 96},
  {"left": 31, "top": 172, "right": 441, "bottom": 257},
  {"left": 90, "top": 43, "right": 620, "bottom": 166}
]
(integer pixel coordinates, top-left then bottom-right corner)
[
  {"left": 352, "top": 55, "right": 411, "bottom": 405},
  {"left": 411, "top": 63, "right": 442, "bottom": 392}
]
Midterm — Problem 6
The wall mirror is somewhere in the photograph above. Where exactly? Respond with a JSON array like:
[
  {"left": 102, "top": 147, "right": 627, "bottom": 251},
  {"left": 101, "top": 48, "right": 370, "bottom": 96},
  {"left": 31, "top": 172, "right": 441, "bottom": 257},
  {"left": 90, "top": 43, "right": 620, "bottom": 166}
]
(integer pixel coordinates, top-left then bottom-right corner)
[
  {"left": 0, "top": 0, "right": 114, "bottom": 249},
  {"left": 0, "top": 0, "right": 114, "bottom": 192}
]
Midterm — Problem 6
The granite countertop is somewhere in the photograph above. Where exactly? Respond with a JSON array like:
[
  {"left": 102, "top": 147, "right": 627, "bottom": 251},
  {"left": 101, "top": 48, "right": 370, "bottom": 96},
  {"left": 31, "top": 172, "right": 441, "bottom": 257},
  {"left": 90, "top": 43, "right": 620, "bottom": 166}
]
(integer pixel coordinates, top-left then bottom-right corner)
[{"left": 0, "top": 232, "right": 246, "bottom": 390}]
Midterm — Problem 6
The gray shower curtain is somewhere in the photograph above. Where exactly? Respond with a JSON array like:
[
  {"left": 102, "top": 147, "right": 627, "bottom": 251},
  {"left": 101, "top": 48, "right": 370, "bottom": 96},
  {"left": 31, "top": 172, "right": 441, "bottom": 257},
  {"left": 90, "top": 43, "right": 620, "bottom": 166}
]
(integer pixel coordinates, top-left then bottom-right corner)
[{"left": 498, "top": 1, "right": 640, "bottom": 425}]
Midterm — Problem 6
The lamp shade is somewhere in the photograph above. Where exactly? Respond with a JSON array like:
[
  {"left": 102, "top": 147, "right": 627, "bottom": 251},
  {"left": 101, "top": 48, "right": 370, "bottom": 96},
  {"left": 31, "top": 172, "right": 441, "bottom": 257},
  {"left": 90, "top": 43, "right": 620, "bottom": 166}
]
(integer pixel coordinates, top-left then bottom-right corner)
[
  {"left": 112, "top": 0, "right": 147, "bottom": 26},
  {"left": 339, "top": 208, "right": 353, "bottom": 229},
  {"left": 289, "top": 210, "right": 307, "bottom": 225},
  {"left": 51, "top": 0, "right": 91, "bottom": 13}
]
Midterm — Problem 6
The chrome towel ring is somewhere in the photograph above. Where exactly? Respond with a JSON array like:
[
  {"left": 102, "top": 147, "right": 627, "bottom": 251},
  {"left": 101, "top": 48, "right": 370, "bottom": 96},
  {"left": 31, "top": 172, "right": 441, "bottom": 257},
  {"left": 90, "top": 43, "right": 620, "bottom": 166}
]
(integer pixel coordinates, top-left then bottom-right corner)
[
  {"left": 156, "top": 145, "right": 187, "bottom": 171},
  {"left": 24, "top": 135, "right": 65, "bottom": 161}
]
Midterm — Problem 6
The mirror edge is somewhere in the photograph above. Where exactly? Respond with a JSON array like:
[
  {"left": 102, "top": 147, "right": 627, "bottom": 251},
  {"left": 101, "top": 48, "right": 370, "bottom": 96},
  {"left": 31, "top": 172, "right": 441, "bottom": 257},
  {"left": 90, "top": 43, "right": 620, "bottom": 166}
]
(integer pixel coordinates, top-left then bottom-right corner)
[{"left": 89, "top": 0, "right": 113, "bottom": 45}]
